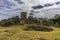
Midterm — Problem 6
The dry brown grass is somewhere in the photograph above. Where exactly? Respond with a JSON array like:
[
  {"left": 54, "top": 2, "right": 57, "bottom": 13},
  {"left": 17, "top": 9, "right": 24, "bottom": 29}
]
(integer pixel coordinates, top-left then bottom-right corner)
[{"left": 0, "top": 25, "right": 59, "bottom": 40}]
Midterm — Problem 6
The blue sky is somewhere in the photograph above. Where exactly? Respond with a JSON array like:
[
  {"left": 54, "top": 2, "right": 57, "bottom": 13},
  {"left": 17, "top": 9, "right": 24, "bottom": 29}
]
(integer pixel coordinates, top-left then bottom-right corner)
[{"left": 0, "top": 0, "right": 60, "bottom": 20}]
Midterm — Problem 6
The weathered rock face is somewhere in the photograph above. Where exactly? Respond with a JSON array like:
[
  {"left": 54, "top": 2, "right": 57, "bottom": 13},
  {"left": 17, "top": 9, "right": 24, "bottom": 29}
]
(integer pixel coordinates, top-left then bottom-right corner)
[
  {"left": 20, "top": 12, "right": 27, "bottom": 24},
  {"left": 21, "top": 12, "right": 27, "bottom": 21}
]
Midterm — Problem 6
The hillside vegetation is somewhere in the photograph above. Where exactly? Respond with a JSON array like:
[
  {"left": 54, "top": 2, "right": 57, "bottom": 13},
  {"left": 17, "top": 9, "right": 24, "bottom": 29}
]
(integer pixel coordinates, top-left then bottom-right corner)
[
  {"left": 0, "top": 25, "right": 59, "bottom": 40},
  {"left": 0, "top": 13, "right": 60, "bottom": 40}
]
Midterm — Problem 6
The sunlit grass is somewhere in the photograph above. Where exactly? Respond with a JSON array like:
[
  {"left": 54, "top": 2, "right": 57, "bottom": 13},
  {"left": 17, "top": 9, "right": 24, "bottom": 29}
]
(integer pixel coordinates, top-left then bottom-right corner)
[{"left": 0, "top": 25, "right": 59, "bottom": 40}]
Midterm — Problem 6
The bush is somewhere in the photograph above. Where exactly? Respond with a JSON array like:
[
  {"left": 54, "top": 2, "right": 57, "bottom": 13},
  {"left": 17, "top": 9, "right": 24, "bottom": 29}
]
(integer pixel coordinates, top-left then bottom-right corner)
[
  {"left": 0, "top": 19, "right": 9, "bottom": 26},
  {"left": 0, "top": 16, "right": 20, "bottom": 26},
  {"left": 0, "top": 19, "right": 14, "bottom": 26},
  {"left": 24, "top": 25, "right": 53, "bottom": 32}
]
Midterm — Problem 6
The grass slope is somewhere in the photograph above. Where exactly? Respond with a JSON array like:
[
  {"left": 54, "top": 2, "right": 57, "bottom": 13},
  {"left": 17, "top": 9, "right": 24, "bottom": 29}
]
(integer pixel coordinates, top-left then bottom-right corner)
[{"left": 0, "top": 25, "right": 60, "bottom": 40}]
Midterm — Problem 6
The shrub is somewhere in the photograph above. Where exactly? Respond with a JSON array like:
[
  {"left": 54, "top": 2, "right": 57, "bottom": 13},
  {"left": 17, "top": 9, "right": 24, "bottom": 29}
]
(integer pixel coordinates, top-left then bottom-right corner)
[
  {"left": 0, "top": 19, "right": 9, "bottom": 26},
  {"left": 24, "top": 25, "right": 53, "bottom": 32},
  {"left": 0, "top": 16, "right": 20, "bottom": 26}
]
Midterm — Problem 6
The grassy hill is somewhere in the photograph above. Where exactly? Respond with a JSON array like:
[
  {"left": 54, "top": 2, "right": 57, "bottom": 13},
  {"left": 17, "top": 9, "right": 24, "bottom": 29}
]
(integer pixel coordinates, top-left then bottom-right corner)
[{"left": 0, "top": 25, "right": 60, "bottom": 40}]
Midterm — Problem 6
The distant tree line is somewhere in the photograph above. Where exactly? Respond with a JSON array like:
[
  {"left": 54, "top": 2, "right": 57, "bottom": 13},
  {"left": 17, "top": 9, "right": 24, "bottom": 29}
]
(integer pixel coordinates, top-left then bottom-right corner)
[
  {"left": 0, "top": 16, "right": 20, "bottom": 26},
  {"left": 0, "top": 13, "right": 60, "bottom": 28}
]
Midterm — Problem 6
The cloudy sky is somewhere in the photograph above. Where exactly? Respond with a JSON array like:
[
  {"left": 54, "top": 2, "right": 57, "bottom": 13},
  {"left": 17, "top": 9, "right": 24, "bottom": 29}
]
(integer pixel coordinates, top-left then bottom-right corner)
[{"left": 0, "top": 0, "right": 60, "bottom": 20}]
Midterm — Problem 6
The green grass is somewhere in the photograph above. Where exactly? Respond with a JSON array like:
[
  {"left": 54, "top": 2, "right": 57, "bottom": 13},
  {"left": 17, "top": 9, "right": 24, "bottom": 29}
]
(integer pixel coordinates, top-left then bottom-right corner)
[{"left": 0, "top": 25, "right": 60, "bottom": 40}]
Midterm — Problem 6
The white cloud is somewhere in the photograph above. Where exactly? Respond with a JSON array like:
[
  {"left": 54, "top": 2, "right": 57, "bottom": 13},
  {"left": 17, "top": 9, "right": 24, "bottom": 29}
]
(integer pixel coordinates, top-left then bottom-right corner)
[{"left": 0, "top": 0, "right": 60, "bottom": 20}]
